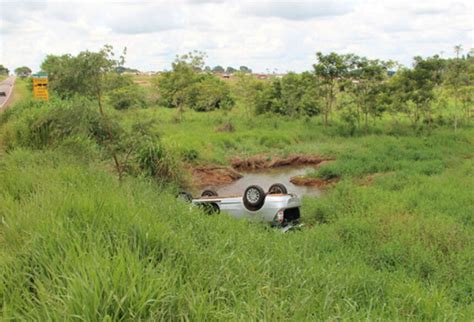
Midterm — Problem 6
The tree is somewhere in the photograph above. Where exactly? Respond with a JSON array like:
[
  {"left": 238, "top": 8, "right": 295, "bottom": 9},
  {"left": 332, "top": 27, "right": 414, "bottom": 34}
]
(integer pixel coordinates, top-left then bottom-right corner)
[
  {"left": 393, "top": 56, "right": 445, "bottom": 127},
  {"left": 239, "top": 66, "right": 252, "bottom": 73},
  {"left": 14, "top": 66, "right": 32, "bottom": 78},
  {"left": 212, "top": 65, "right": 225, "bottom": 73},
  {"left": 155, "top": 52, "right": 233, "bottom": 117},
  {"left": 41, "top": 45, "right": 126, "bottom": 114},
  {"left": 188, "top": 75, "right": 234, "bottom": 112},
  {"left": 41, "top": 45, "right": 128, "bottom": 181},
  {"left": 279, "top": 72, "right": 320, "bottom": 117},
  {"left": 156, "top": 60, "right": 198, "bottom": 120},
  {"left": 0, "top": 64, "right": 9, "bottom": 75},
  {"left": 234, "top": 72, "right": 263, "bottom": 117},
  {"left": 468, "top": 48, "right": 474, "bottom": 59},
  {"left": 173, "top": 50, "right": 207, "bottom": 71},
  {"left": 252, "top": 72, "right": 320, "bottom": 117},
  {"left": 226, "top": 66, "right": 237, "bottom": 74},
  {"left": 349, "top": 57, "right": 391, "bottom": 133},
  {"left": 313, "top": 52, "right": 356, "bottom": 126},
  {"left": 444, "top": 56, "right": 474, "bottom": 130},
  {"left": 115, "top": 66, "right": 140, "bottom": 74}
]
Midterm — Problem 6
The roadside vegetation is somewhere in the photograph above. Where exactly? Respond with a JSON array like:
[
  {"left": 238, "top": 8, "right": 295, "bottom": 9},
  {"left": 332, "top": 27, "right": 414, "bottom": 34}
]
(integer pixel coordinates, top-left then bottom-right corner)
[{"left": 0, "top": 45, "right": 473, "bottom": 320}]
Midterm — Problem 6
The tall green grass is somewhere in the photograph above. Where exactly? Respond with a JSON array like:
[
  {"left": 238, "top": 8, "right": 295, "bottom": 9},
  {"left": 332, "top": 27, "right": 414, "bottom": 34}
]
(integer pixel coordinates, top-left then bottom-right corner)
[
  {"left": 1, "top": 149, "right": 472, "bottom": 320},
  {"left": 1, "top": 99, "right": 473, "bottom": 320}
]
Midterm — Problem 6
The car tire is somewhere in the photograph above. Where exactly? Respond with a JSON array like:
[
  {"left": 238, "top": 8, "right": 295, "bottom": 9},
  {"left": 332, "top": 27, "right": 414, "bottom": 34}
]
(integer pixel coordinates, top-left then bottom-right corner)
[
  {"left": 177, "top": 191, "right": 193, "bottom": 203},
  {"left": 201, "top": 202, "right": 220, "bottom": 215},
  {"left": 201, "top": 189, "right": 218, "bottom": 197},
  {"left": 243, "top": 185, "right": 266, "bottom": 211},
  {"left": 268, "top": 183, "right": 288, "bottom": 194}
]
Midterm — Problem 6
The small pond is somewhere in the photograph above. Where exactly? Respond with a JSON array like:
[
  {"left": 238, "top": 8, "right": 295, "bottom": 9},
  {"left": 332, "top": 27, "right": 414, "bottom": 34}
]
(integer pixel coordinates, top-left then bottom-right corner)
[{"left": 214, "top": 166, "right": 321, "bottom": 197}]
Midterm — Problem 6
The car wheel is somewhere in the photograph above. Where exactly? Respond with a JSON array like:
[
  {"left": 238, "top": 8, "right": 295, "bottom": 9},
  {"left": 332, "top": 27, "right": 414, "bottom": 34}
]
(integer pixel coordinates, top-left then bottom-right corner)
[
  {"left": 177, "top": 191, "right": 193, "bottom": 203},
  {"left": 201, "top": 202, "right": 220, "bottom": 215},
  {"left": 243, "top": 185, "right": 266, "bottom": 211},
  {"left": 268, "top": 183, "right": 288, "bottom": 194},
  {"left": 201, "top": 189, "right": 218, "bottom": 197}
]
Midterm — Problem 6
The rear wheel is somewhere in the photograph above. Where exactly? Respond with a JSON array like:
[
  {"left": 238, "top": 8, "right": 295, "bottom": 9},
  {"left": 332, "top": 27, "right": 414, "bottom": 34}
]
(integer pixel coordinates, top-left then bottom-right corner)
[
  {"left": 243, "top": 185, "right": 265, "bottom": 211},
  {"left": 268, "top": 183, "right": 288, "bottom": 194},
  {"left": 201, "top": 189, "right": 218, "bottom": 197}
]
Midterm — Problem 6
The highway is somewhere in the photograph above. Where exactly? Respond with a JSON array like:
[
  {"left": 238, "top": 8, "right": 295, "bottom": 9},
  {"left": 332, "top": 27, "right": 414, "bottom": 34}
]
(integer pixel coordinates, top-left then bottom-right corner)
[{"left": 0, "top": 76, "right": 16, "bottom": 110}]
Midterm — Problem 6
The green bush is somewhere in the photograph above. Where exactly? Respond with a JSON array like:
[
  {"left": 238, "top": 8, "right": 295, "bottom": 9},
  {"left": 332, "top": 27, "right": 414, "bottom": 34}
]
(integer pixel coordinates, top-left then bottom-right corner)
[
  {"left": 108, "top": 85, "right": 146, "bottom": 110},
  {"left": 155, "top": 63, "right": 233, "bottom": 112},
  {"left": 1, "top": 97, "right": 114, "bottom": 150},
  {"left": 188, "top": 76, "right": 234, "bottom": 112},
  {"left": 255, "top": 72, "right": 321, "bottom": 117}
]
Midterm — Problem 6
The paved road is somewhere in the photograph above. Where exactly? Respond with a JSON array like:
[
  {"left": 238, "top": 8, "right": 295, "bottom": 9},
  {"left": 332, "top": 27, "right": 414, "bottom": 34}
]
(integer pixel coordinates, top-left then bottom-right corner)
[{"left": 0, "top": 76, "right": 16, "bottom": 110}]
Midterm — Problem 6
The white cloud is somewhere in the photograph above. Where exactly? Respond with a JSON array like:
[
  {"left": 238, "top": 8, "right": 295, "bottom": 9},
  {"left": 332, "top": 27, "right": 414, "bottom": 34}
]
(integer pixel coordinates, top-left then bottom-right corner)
[
  {"left": 241, "top": 0, "right": 354, "bottom": 20},
  {"left": 103, "top": 3, "right": 185, "bottom": 34},
  {"left": 0, "top": 0, "right": 472, "bottom": 73}
]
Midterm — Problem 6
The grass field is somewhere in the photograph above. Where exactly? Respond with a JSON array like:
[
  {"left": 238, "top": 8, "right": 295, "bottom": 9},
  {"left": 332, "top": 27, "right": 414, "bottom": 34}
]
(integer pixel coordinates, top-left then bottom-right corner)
[
  {"left": 1, "top": 98, "right": 473, "bottom": 319},
  {"left": 9, "top": 78, "right": 31, "bottom": 106}
]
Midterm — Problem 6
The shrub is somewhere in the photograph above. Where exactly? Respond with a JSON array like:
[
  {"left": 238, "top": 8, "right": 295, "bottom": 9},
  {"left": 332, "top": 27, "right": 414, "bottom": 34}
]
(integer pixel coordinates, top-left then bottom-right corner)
[
  {"left": 108, "top": 85, "right": 146, "bottom": 110},
  {"left": 1, "top": 97, "right": 115, "bottom": 150},
  {"left": 155, "top": 63, "right": 233, "bottom": 112},
  {"left": 188, "top": 76, "right": 234, "bottom": 112},
  {"left": 254, "top": 72, "right": 320, "bottom": 117}
]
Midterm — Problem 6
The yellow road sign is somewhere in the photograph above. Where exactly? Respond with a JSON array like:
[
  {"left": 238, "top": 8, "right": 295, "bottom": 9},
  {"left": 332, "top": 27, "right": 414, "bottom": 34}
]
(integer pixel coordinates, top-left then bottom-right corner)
[{"left": 32, "top": 76, "right": 49, "bottom": 101}]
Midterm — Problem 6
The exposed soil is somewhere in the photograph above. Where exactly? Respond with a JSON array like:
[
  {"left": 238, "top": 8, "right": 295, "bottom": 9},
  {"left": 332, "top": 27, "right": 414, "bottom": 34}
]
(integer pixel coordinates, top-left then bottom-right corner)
[
  {"left": 191, "top": 165, "right": 243, "bottom": 187},
  {"left": 231, "top": 154, "right": 333, "bottom": 170},
  {"left": 290, "top": 176, "right": 339, "bottom": 187}
]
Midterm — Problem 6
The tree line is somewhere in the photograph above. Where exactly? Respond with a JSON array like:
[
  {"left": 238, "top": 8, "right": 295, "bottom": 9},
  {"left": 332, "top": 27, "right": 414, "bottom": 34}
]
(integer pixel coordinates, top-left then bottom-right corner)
[
  {"left": 244, "top": 50, "right": 473, "bottom": 132},
  {"left": 36, "top": 45, "right": 473, "bottom": 133}
]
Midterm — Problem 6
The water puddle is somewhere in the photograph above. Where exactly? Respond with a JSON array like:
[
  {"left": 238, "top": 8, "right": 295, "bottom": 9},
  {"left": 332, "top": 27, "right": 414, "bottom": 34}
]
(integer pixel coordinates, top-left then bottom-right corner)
[{"left": 213, "top": 166, "right": 321, "bottom": 197}]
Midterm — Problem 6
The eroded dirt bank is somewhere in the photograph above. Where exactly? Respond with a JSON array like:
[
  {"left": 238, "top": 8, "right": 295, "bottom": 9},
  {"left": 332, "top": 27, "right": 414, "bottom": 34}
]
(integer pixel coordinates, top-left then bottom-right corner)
[
  {"left": 290, "top": 176, "right": 339, "bottom": 187},
  {"left": 191, "top": 166, "right": 243, "bottom": 188},
  {"left": 231, "top": 154, "right": 333, "bottom": 170}
]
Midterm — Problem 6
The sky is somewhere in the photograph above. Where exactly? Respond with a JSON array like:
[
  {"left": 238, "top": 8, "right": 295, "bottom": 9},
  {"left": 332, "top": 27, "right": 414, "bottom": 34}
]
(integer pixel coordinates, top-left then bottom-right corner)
[{"left": 0, "top": 0, "right": 473, "bottom": 73}]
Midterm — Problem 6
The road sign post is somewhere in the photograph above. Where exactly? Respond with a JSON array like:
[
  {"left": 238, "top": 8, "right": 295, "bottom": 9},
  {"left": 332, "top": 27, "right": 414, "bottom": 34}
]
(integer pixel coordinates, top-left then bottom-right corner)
[{"left": 32, "top": 73, "right": 49, "bottom": 101}]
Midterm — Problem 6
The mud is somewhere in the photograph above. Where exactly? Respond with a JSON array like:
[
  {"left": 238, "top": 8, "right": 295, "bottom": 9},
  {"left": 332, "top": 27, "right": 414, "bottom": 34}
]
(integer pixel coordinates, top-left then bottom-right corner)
[
  {"left": 191, "top": 165, "right": 243, "bottom": 187},
  {"left": 231, "top": 154, "right": 332, "bottom": 170},
  {"left": 290, "top": 176, "right": 338, "bottom": 187}
]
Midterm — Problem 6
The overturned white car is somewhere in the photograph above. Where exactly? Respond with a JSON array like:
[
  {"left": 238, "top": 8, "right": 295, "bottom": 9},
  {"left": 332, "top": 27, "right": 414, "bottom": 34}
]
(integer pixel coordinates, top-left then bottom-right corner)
[{"left": 178, "top": 183, "right": 302, "bottom": 230}]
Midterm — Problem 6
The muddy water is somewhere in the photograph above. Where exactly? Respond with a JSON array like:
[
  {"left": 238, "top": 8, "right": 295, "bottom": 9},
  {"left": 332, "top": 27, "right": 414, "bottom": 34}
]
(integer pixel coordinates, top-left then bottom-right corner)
[{"left": 213, "top": 166, "right": 321, "bottom": 197}]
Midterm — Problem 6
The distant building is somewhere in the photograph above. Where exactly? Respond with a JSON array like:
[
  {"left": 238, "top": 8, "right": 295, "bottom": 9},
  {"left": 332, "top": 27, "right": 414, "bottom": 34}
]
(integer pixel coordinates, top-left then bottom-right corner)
[
  {"left": 255, "top": 74, "right": 269, "bottom": 80},
  {"left": 214, "top": 72, "right": 233, "bottom": 80},
  {"left": 253, "top": 73, "right": 287, "bottom": 80}
]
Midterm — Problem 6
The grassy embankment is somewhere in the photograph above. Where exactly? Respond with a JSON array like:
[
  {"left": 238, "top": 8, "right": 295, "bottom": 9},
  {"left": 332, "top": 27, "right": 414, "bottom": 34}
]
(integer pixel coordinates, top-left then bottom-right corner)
[
  {"left": 9, "top": 77, "right": 31, "bottom": 106},
  {"left": 0, "top": 96, "right": 473, "bottom": 319}
]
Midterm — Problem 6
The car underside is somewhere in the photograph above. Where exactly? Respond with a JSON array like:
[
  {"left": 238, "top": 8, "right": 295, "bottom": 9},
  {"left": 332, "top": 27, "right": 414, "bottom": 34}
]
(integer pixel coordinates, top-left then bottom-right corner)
[{"left": 179, "top": 183, "right": 302, "bottom": 229}]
